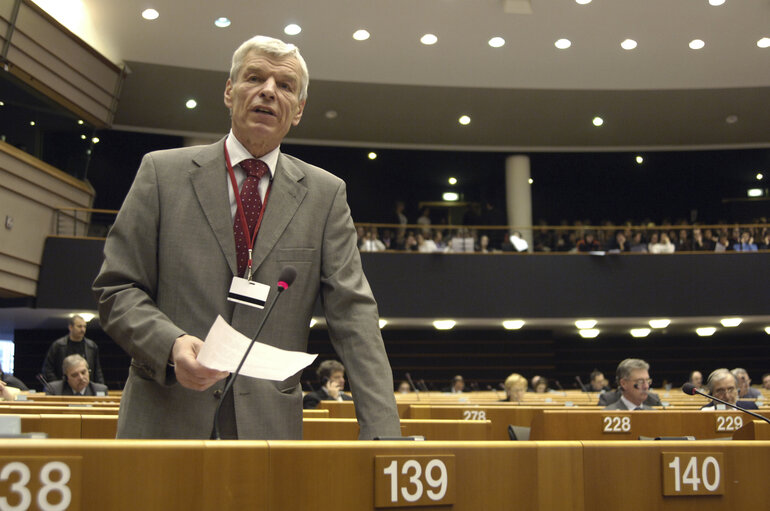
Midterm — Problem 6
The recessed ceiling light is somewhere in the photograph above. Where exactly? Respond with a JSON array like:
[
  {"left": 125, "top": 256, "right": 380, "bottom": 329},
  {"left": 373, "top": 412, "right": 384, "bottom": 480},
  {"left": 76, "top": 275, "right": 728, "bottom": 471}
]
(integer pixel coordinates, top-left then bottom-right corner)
[
  {"left": 368, "top": 152, "right": 377, "bottom": 160},
  {"left": 443, "top": 192, "right": 459, "bottom": 202},
  {"left": 555, "top": 38, "right": 571, "bottom": 49},
  {"left": 747, "top": 188, "right": 763, "bottom": 197},
  {"left": 73, "top": 312, "right": 95, "bottom": 322},
  {"left": 325, "top": 110, "right": 338, "bottom": 119},
  {"left": 696, "top": 327, "right": 716, "bottom": 336},
  {"left": 720, "top": 318, "right": 742, "bottom": 327},
  {"left": 689, "top": 39, "right": 705, "bottom": 50},
  {"left": 621, "top": 39, "right": 637, "bottom": 50},
  {"left": 214, "top": 17, "right": 231, "bottom": 28},
  {"left": 0, "top": 100, "right": 4, "bottom": 106},
  {"left": 576, "top": 0, "right": 592, "bottom": 4},
  {"left": 725, "top": 114, "right": 738, "bottom": 124},
  {"left": 141, "top": 8, "right": 159, "bottom": 20},
  {"left": 503, "top": 320, "right": 525, "bottom": 330},
  {"left": 765, "top": 326, "right": 770, "bottom": 335},
  {"left": 284, "top": 23, "right": 301, "bottom": 35},
  {"left": 528, "top": 178, "right": 534, "bottom": 184},
  {"left": 649, "top": 319, "right": 670, "bottom": 328},
  {"left": 758, "top": 37, "right": 770, "bottom": 49},
  {"left": 630, "top": 328, "right": 651, "bottom": 338},
  {"left": 708, "top": 0, "right": 725, "bottom": 6},
  {"left": 433, "top": 320, "right": 456, "bottom": 330},
  {"left": 91, "top": 137, "right": 100, "bottom": 144},
  {"left": 185, "top": 99, "right": 197, "bottom": 109},
  {"left": 575, "top": 319, "right": 597, "bottom": 329},
  {"left": 756, "top": 173, "right": 764, "bottom": 181},
  {"left": 458, "top": 115, "right": 471, "bottom": 125},
  {"left": 579, "top": 329, "right": 600, "bottom": 338},
  {"left": 77, "top": 119, "right": 84, "bottom": 125},
  {"left": 379, "top": 319, "right": 388, "bottom": 329},
  {"left": 488, "top": 37, "right": 505, "bottom": 48},
  {"left": 448, "top": 177, "right": 457, "bottom": 185},
  {"left": 80, "top": 134, "right": 86, "bottom": 140},
  {"left": 635, "top": 155, "right": 644, "bottom": 164},
  {"left": 309, "top": 318, "right": 317, "bottom": 328},
  {"left": 353, "top": 29, "right": 370, "bottom": 41},
  {"left": 421, "top": 34, "right": 438, "bottom": 45},
  {"left": 592, "top": 116, "right": 604, "bottom": 127},
  {"left": 29, "top": 121, "right": 35, "bottom": 126}
]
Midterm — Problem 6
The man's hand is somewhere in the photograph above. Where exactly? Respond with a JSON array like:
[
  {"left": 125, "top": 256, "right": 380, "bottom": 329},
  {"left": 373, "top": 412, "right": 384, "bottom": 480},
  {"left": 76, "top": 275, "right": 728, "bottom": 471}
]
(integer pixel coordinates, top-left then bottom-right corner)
[
  {"left": 323, "top": 379, "right": 341, "bottom": 399},
  {"left": 172, "top": 335, "right": 229, "bottom": 391}
]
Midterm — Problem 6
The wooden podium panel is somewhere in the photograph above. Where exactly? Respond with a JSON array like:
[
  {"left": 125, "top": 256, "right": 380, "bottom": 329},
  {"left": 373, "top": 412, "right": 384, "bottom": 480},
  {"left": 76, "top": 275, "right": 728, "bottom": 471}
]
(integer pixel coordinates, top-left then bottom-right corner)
[
  {"left": 582, "top": 441, "right": 770, "bottom": 510},
  {"left": 0, "top": 404, "right": 120, "bottom": 415},
  {"left": 19, "top": 414, "right": 81, "bottom": 438},
  {"left": 732, "top": 420, "right": 770, "bottom": 440},
  {"left": 302, "top": 418, "right": 492, "bottom": 440}
]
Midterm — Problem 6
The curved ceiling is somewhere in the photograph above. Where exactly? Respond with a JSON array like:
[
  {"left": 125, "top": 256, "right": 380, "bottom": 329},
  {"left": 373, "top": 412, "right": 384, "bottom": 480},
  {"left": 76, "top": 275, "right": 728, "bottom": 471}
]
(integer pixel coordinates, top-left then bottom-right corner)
[{"left": 41, "top": 0, "right": 770, "bottom": 150}]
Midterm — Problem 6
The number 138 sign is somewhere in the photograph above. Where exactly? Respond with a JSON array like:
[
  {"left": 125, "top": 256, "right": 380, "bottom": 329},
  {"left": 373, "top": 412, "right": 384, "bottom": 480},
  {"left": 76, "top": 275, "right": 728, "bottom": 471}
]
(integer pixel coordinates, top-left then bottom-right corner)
[{"left": 374, "top": 455, "right": 455, "bottom": 508}]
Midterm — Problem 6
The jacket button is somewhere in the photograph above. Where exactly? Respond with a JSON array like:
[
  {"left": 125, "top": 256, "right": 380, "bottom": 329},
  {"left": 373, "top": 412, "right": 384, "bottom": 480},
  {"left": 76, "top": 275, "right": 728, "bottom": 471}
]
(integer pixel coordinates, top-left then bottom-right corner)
[{"left": 213, "top": 390, "right": 222, "bottom": 398}]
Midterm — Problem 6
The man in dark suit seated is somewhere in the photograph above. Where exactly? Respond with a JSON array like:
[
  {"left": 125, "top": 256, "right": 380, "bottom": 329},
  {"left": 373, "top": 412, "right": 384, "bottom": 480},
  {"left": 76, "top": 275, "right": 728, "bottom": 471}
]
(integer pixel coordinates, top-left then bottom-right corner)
[
  {"left": 303, "top": 360, "right": 353, "bottom": 409},
  {"left": 603, "top": 358, "right": 657, "bottom": 410},
  {"left": 700, "top": 368, "right": 759, "bottom": 411},
  {"left": 46, "top": 354, "right": 108, "bottom": 396}
]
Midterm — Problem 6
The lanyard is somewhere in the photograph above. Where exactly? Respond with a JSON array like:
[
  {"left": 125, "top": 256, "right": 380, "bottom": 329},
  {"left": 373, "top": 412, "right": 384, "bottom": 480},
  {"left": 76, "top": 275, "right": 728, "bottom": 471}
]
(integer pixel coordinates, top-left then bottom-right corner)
[{"left": 224, "top": 142, "right": 272, "bottom": 279}]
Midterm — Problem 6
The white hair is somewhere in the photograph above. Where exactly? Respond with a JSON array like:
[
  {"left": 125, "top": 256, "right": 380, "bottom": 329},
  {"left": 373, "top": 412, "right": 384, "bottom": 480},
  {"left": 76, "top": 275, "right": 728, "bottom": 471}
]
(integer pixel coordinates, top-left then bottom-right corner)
[{"left": 229, "top": 35, "right": 309, "bottom": 102}]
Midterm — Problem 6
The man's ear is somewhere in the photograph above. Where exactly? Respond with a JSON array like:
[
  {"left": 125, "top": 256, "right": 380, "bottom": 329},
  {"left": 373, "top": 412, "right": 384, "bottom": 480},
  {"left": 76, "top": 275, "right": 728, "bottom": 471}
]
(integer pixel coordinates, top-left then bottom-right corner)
[
  {"left": 224, "top": 79, "right": 233, "bottom": 110},
  {"left": 292, "top": 100, "right": 306, "bottom": 126}
]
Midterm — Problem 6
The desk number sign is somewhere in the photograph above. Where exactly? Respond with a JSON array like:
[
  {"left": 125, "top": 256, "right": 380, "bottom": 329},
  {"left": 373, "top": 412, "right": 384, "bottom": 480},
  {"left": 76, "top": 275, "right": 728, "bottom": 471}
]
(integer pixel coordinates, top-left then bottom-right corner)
[
  {"left": 374, "top": 455, "right": 455, "bottom": 508},
  {"left": 662, "top": 452, "right": 724, "bottom": 496},
  {"left": 0, "top": 457, "right": 81, "bottom": 511}
]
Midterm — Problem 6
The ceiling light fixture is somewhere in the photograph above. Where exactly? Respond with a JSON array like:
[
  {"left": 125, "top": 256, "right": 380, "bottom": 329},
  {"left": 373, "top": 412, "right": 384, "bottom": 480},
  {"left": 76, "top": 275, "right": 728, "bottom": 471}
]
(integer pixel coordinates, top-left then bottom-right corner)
[
  {"left": 214, "top": 17, "right": 231, "bottom": 28},
  {"left": 756, "top": 173, "right": 764, "bottom": 181},
  {"left": 80, "top": 134, "right": 86, "bottom": 140},
  {"left": 575, "top": 319, "right": 597, "bottom": 329},
  {"left": 747, "top": 189, "right": 763, "bottom": 197},
  {"left": 488, "top": 37, "right": 505, "bottom": 48},
  {"left": 725, "top": 114, "right": 738, "bottom": 124},
  {"left": 309, "top": 318, "right": 317, "bottom": 328},
  {"left": 554, "top": 39, "right": 571, "bottom": 49},
  {"left": 29, "top": 121, "right": 35, "bottom": 126},
  {"left": 720, "top": 318, "right": 742, "bottom": 327},
  {"left": 528, "top": 178, "right": 534, "bottom": 184},
  {"left": 620, "top": 39, "right": 637, "bottom": 50},
  {"left": 443, "top": 192, "right": 459, "bottom": 202},
  {"left": 649, "top": 319, "right": 670, "bottom": 328},
  {"left": 636, "top": 156, "right": 644, "bottom": 164},
  {"left": 592, "top": 116, "right": 604, "bottom": 127},
  {"left": 421, "top": 34, "right": 438, "bottom": 45},
  {"left": 324, "top": 110, "right": 338, "bottom": 119},
  {"left": 758, "top": 37, "right": 770, "bottom": 49},
  {"left": 689, "top": 39, "right": 705, "bottom": 50},
  {"left": 765, "top": 327, "right": 770, "bottom": 335},
  {"left": 368, "top": 152, "right": 377, "bottom": 160},
  {"left": 379, "top": 319, "right": 388, "bottom": 329},
  {"left": 579, "top": 329, "right": 600, "bottom": 338},
  {"left": 458, "top": 115, "right": 471, "bottom": 125},
  {"left": 185, "top": 99, "right": 197, "bottom": 109},
  {"left": 72, "top": 312, "right": 95, "bottom": 322},
  {"left": 284, "top": 23, "right": 301, "bottom": 35},
  {"left": 576, "top": 0, "right": 592, "bottom": 5},
  {"left": 448, "top": 177, "right": 457, "bottom": 185},
  {"left": 77, "top": 119, "right": 83, "bottom": 125},
  {"left": 503, "top": 320, "right": 525, "bottom": 330},
  {"left": 353, "top": 29, "right": 370, "bottom": 41},
  {"left": 696, "top": 327, "right": 716, "bottom": 337},
  {"left": 708, "top": 0, "right": 725, "bottom": 6},
  {"left": 630, "top": 328, "right": 651, "bottom": 338},
  {"left": 141, "top": 9, "right": 159, "bottom": 20},
  {"left": 91, "top": 137, "right": 100, "bottom": 144},
  {"left": 433, "top": 320, "right": 456, "bottom": 330}
]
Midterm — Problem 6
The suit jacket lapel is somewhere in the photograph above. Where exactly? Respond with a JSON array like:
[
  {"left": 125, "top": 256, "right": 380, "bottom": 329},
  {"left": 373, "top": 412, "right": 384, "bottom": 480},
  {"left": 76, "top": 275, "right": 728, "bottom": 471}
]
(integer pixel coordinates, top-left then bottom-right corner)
[
  {"left": 250, "top": 154, "right": 307, "bottom": 270},
  {"left": 190, "top": 138, "right": 239, "bottom": 275}
]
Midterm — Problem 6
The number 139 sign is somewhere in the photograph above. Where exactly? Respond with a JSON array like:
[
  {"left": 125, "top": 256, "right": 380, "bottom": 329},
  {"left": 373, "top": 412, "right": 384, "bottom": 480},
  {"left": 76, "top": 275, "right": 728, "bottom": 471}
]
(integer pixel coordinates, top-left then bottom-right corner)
[{"left": 374, "top": 455, "right": 455, "bottom": 508}]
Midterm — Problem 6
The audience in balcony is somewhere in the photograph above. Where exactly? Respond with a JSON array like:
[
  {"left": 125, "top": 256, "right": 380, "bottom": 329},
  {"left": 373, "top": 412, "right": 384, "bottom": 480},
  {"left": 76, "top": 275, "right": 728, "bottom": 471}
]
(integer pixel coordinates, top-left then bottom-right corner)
[{"left": 733, "top": 231, "right": 758, "bottom": 251}]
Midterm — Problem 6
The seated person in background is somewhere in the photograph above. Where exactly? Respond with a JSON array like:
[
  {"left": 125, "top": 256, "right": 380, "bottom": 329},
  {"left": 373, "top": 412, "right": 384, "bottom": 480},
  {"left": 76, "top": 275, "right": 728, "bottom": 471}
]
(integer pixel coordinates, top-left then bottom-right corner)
[
  {"left": 532, "top": 376, "right": 549, "bottom": 393},
  {"left": 587, "top": 370, "right": 610, "bottom": 393},
  {"left": 731, "top": 368, "right": 762, "bottom": 399},
  {"left": 42, "top": 315, "right": 104, "bottom": 384},
  {"left": 503, "top": 373, "right": 528, "bottom": 403},
  {"left": 628, "top": 232, "right": 648, "bottom": 253},
  {"left": 358, "top": 228, "right": 386, "bottom": 252},
  {"left": 688, "top": 370, "right": 706, "bottom": 392},
  {"left": 0, "top": 364, "right": 28, "bottom": 390},
  {"left": 416, "top": 232, "right": 438, "bottom": 253},
  {"left": 762, "top": 373, "right": 770, "bottom": 390},
  {"left": 649, "top": 232, "right": 675, "bottom": 254},
  {"left": 575, "top": 232, "right": 601, "bottom": 252},
  {"left": 302, "top": 360, "right": 353, "bottom": 409},
  {"left": 397, "top": 381, "right": 411, "bottom": 393},
  {"left": 600, "top": 358, "right": 661, "bottom": 409},
  {"left": 0, "top": 380, "right": 21, "bottom": 401},
  {"left": 605, "top": 231, "right": 629, "bottom": 252},
  {"left": 692, "top": 227, "right": 715, "bottom": 251},
  {"left": 732, "top": 231, "right": 758, "bottom": 251},
  {"left": 714, "top": 234, "right": 731, "bottom": 252},
  {"left": 442, "top": 375, "right": 466, "bottom": 393},
  {"left": 46, "top": 354, "right": 108, "bottom": 396},
  {"left": 700, "top": 368, "right": 758, "bottom": 410}
]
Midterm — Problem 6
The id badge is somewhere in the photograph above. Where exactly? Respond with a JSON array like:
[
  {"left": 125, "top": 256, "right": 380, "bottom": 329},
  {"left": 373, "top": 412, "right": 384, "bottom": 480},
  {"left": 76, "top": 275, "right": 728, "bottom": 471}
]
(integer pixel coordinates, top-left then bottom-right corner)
[{"left": 227, "top": 276, "right": 270, "bottom": 309}]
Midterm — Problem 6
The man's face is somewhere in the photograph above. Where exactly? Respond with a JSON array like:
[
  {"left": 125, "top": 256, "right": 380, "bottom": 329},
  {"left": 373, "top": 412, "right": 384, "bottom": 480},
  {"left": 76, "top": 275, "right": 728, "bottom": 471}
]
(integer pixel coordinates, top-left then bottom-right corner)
[
  {"left": 734, "top": 372, "right": 751, "bottom": 395},
  {"left": 224, "top": 51, "right": 305, "bottom": 157},
  {"left": 620, "top": 368, "right": 650, "bottom": 406},
  {"left": 66, "top": 361, "right": 90, "bottom": 393},
  {"left": 690, "top": 371, "right": 702, "bottom": 387},
  {"left": 711, "top": 375, "right": 738, "bottom": 405},
  {"left": 68, "top": 317, "right": 86, "bottom": 341},
  {"left": 762, "top": 374, "right": 770, "bottom": 390},
  {"left": 453, "top": 378, "right": 465, "bottom": 391},
  {"left": 590, "top": 373, "right": 605, "bottom": 390},
  {"left": 328, "top": 370, "right": 345, "bottom": 390}
]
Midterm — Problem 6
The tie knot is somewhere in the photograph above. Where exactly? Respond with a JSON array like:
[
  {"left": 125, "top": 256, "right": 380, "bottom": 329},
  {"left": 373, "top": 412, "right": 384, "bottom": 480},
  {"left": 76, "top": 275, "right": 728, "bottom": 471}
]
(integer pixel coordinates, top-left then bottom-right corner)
[{"left": 241, "top": 159, "right": 269, "bottom": 179}]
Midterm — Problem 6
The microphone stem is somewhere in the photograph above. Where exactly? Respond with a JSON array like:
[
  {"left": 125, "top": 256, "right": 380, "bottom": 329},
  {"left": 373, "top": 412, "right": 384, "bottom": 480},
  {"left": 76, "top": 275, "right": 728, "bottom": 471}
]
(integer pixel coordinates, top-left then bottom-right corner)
[{"left": 695, "top": 388, "right": 770, "bottom": 425}]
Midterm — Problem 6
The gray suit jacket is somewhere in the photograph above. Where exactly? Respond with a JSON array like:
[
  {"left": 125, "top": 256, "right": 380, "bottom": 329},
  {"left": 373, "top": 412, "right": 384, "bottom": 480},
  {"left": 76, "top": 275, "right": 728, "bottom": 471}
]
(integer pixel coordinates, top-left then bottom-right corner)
[
  {"left": 93, "top": 139, "right": 400, "bottom": 439},
  {"left": 604, "top": 398, "right": 654, "bottom": 410},
  {"left": 46, "top": 380, "right": 108, "bottom": 396}
]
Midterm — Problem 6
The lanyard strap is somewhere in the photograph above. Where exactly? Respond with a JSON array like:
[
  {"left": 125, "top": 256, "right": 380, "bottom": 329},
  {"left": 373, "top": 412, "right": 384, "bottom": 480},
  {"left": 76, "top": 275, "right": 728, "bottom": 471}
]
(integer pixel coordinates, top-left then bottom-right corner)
[{"left": 224, "top": 142, "right": 272, "bottom": 277}]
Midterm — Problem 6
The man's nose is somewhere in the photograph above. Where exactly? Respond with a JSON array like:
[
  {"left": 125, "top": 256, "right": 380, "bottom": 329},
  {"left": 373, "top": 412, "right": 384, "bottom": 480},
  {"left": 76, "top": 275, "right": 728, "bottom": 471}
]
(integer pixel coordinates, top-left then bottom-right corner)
[{"left": 259, "top": 77, "right": 277, "bottom": 99}]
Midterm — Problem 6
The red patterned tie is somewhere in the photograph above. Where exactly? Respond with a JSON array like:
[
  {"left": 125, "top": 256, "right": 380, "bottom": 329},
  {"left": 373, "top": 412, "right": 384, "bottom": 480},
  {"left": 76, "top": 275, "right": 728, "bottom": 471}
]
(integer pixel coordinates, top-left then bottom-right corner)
[{"left": 234, "top": 159, "right": 269, "bottom": 277}]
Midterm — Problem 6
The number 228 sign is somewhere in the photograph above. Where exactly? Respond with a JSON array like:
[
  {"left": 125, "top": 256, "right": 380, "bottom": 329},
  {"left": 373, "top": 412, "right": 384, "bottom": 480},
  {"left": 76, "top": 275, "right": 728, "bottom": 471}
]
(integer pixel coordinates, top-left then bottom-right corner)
[{"left": 374, "top": 455, "right": 455, "bottom": 508}]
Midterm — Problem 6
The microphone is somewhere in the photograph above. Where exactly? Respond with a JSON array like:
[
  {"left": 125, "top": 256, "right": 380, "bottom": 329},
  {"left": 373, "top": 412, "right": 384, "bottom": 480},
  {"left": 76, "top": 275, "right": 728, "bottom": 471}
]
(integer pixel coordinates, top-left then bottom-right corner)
[
  {"left": 554, "top": 380, "right": 566, "bottom": 396},
  {"left": 405, "top": 372, "right": 421, "bottom": 399},
  {"left": 575, "top": 375, "right": 588, "bottom": 392},
  {"left": 682, "top": 383, "right": 770, "bottom": 425},
  {"left": 36, "top": 373, "right": 51, "bottom": 394},
  {"left": 211, "top": 266, "right": 297, "bottom": 439}
]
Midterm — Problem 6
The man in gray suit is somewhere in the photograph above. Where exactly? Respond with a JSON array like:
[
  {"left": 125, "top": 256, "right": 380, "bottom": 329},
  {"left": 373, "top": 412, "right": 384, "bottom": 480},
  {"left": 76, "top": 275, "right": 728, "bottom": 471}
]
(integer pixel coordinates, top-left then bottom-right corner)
[
  {"left": 93, "top": 35, "right": 400, "bottom": 440},
  {"left": 46, "top": 355, "right": 108, "bottom": 396},
  {"left": 604, "top": 358, "right": 656, "bottom": 410}
]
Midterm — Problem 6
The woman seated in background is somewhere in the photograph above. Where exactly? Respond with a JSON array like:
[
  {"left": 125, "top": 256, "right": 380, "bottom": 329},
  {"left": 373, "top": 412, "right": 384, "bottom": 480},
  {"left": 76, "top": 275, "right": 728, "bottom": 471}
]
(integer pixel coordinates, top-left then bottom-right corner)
[{"left": 503, "top": 373, "right": 528, "bottom": 403}]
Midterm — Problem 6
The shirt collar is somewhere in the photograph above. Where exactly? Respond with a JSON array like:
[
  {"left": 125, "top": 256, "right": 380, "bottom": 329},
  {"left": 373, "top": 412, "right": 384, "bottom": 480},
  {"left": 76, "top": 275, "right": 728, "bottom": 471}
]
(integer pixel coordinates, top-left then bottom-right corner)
[
  {"left": 226, "top": 130, "right": 278, "bottom": 179},
  {"left": 620, "top": 394, "right": 641, "bottom": 410}
]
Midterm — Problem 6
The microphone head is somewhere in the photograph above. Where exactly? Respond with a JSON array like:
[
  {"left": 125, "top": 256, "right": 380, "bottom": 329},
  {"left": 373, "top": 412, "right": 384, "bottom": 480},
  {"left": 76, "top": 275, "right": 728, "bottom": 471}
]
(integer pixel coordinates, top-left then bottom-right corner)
[
  {"left": 276, "top": 266, "right": 297, "bottom": 291},
  {"left": 682, "top": 382, "right": 697, "bottom": 395}
]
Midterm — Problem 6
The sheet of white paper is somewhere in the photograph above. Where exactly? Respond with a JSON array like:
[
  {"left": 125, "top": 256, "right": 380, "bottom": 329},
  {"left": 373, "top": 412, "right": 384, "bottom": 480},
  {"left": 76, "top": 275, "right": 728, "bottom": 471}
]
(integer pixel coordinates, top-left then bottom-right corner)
[{"left": 197, "top": 315, "right": 317, "bottom": 381}]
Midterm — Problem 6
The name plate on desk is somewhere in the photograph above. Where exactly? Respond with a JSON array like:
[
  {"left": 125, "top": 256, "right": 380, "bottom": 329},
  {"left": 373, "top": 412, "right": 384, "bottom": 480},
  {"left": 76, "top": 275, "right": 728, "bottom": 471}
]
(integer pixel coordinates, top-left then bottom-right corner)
[
  {"left": 0, "top": 457, "right": 82, "bottom": 511},
  {"left": 374, "top": 455, "right": 455, "bottom": 508},
  {"left": 662, "top": 452, "right": 724, "bottom": 496}
]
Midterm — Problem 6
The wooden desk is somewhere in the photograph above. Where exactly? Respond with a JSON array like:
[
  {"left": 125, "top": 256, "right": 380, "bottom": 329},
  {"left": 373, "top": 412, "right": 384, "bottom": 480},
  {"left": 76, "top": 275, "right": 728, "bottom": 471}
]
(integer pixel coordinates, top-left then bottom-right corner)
[
  {"left": 0, "top": 404, "right": 119, "bottom": 415},
  {"left": 732, "top": 420, "right": 770, "bottom": 440},
  {"left": 530, "top": 409, "right": 770, "bottom": 440},
  {"left": 302, "top": 418, "right": 491, "bottom": 440}
]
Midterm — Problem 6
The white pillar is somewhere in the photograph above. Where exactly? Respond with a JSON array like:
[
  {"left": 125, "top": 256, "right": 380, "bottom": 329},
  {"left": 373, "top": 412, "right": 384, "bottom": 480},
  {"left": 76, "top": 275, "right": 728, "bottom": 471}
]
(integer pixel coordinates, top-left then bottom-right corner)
[{"left": 505, "top": 155, "right": 532, "bottom": 251}]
